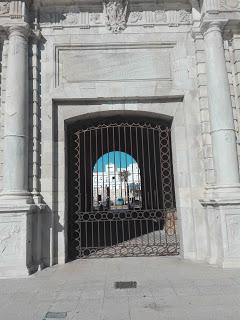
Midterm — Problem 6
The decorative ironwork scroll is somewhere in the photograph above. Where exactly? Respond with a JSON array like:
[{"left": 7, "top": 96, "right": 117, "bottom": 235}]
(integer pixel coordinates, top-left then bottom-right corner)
[{"left": 68, "top": 121, "right": 179, "bottom": 259}]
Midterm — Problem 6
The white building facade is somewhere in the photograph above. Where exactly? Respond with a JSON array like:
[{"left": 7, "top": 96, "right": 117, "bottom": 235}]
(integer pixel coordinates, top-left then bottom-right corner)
[
  {"left": 0, "top": 0, "right": 240, "bottom": 278},
  {"left": 93, "top": 163, "right": 141, "bottom": 208}
]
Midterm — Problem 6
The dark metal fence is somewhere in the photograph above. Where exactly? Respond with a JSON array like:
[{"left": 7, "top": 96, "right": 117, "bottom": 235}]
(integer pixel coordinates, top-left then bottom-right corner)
[
  {"left": 68, "top": 121, "right": 179, "bottom": 259},
  {"left": 76, "top": 209, "right": 178, "bottom": 258}
]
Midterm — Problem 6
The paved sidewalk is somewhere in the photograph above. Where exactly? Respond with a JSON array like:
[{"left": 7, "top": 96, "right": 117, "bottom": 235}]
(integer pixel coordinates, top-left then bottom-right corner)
[{"left": 0, "top": 257, "right": 240, "bottom": 320}]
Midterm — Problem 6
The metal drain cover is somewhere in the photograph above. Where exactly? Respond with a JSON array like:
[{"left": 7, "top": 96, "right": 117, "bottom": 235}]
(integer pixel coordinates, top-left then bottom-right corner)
[
  {"left": 115, "top": 281, "right": 137, "bottom": 289},
  {"left": 44, "top": 312, "right": 67, "bottom": 319}
]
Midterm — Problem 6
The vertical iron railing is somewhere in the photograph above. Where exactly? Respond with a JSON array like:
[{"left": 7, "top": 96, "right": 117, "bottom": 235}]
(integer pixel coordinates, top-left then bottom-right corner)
[{"left": 71, "top": 122, "right": 178, "bottom": 259}]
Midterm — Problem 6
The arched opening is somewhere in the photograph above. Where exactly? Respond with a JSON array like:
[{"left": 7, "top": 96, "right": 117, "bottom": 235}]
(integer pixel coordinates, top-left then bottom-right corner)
[
  {"left": 67, "top": 115, "right": 178, "bottom": 260},
  {"left": 93, "top": 151, "right": 142, "bottom": 211}
]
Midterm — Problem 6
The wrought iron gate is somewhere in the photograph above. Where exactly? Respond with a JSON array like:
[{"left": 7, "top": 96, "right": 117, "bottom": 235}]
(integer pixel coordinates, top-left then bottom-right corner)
[{"left": 68, "top": 121, "right": 179, "bottom": 259}]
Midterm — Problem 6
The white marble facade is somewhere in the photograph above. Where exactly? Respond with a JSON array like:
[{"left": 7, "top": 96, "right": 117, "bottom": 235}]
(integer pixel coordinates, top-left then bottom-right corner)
[{"left": 0, "top": 0, "right": 240, "bottom": 278}]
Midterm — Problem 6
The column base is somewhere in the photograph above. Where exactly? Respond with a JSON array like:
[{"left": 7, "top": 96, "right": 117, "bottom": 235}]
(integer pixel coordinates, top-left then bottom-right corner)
[
  {"left": 204, "top": 184, "right": 240, "bottom": 202},
  {"left": 201, "top": 187, "right": 240, "bottom": 269},
  {"left": 0, "top": 205, "right": 39, "bottom": 279},
  {"left": 0, "top": 191, "right": 33, "bottom": 205}
]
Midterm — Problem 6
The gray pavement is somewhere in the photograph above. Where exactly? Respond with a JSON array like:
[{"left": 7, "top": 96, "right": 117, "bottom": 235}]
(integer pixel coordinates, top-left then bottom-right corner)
[{"left": 0, "top": 257, "right": 240, "bottom": 320}]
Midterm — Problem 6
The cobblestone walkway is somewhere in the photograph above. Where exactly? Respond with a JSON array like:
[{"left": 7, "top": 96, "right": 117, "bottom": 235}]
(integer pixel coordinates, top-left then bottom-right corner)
[{"left": 0, "top": 257, "right": 240, "bottom": 320}]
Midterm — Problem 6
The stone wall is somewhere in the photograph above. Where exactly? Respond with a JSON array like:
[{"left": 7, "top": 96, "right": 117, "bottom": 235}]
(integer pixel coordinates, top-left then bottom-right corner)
[{"left": 0, "top": 0, "right": 240, "bottom": 278}]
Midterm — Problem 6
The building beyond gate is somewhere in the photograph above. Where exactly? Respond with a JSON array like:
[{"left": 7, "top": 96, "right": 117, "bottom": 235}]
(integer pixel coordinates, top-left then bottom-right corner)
[{"left": 0, "top": 0, "right": 240, "bottom": 278}]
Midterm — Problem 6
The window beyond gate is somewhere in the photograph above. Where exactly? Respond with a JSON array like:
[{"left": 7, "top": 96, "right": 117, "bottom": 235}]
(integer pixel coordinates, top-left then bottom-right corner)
[{"left": 68, "top": 120, "right": 179, "bottom": 260}]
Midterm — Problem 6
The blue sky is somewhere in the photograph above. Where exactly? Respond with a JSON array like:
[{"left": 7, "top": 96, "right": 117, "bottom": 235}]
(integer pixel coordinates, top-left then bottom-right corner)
[{"left": 94, "top": 151, "right": 136, "bottom": 172}]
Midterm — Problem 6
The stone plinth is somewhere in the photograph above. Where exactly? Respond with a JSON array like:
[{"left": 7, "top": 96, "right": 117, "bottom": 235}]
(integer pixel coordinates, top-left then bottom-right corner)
[
  {"left": 0, "top": 205, "right": 39, "bottom": 278},
  {"left": 202, "top": 199, "right": 240, "bottom": 268}
]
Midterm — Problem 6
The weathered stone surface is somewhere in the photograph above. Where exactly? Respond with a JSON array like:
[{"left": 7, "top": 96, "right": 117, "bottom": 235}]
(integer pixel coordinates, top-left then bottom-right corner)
[{"left": 0, "top": 0, "right": 239, "bottom": 278}]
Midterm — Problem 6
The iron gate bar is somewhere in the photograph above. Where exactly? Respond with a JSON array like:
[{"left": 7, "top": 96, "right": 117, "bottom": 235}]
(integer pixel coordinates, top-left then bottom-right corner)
[
  {"left": 75, "top": 209, "right": 178, "bottom": 258},
  {"left": 71, "top": 121, "right": 179, "bottom": 259}
]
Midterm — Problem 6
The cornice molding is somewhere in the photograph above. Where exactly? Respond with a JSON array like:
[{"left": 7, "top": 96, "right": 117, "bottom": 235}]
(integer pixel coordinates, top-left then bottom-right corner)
[
  {"left": 36, "top": 4, "right": 192, "bottom": 32},
  {"left": 32, "top": 0, "right": 193, "bottom": 9},
  {"left": 202, "top": 0, "right": 240, "bottom": 13},
  {"left": 0, "top": 1, "right": 30, "bottom": 23},
  {"left": 220, "top": 0, "right": 240, "bottom": 11}
]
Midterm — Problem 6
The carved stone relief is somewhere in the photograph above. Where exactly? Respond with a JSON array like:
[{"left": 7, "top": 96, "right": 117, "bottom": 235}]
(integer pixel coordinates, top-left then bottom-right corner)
[
  {"left": 90, "top": 12, "right": 102, "bottom": 25},
  {"left": 155, "top": 10, "right": 167, "bottom": 23},
  {"left": 220, "top": 0, "right": 240, "bottom": 10},
  {"left": 103, "top": 0, "right": 128, "bottom": 33},
  {"left": 63, "top": 12, "right": 79, "bottom": 24},
  {"left": 0, "top": 2, "right": 10, "bottom": 16},
  {"left": 179, "top": 10, "right": 191, "bottom": 24},
  {"left": 129, "top": 11, "right": 142, "bottom": 24},
  {"left": 39, "top": 7, "right": 192, "bottom": 30}
]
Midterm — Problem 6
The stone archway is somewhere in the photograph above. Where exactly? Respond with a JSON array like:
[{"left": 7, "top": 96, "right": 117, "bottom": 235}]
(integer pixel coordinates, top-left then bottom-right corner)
[
  {"left": 52, "top": 100, "right": 202, "bottom": 265},
  {"left": 66, "top": 114, "right": 178, "bottom": 260}
]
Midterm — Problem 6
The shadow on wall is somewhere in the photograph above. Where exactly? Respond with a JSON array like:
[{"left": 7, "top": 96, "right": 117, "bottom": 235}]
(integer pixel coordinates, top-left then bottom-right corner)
[
  {"left": 29, "top": 204, "right": 64, "bottom": 274},
  {"left": 29, "top": 205, "right": 51, "bottom": 273},
  {"left": 27, "top": 33, "right": 65, "bottom": 274}
]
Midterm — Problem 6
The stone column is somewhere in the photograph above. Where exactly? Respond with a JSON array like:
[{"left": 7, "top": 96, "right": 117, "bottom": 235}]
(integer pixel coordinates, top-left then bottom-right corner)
[
  {"left": 1, "top": 24, "right": 32, "bottom": 203},
  {"left": 204, "top": 22, "right": 240, "bottom": 186},
  {"left": 202, "top": 22, "right": 240, "bottom": 268},
  {"left": 0, "top": 24, "right": 39, "bottom": 278}
]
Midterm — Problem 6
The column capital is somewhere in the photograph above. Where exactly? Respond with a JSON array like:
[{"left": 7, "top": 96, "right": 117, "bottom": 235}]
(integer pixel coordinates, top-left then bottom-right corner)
[
  {"left": 200, "top": 19, "right": 227, "bottom": 37},
  {"left": 7, "top": 23, "right": 30, "bottom": 40}
]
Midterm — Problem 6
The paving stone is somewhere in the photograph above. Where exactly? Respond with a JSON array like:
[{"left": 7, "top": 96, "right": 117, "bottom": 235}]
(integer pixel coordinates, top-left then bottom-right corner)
[{"left": 0, "top": 257, "right": 240, "bottom": 320}]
